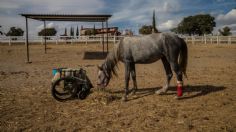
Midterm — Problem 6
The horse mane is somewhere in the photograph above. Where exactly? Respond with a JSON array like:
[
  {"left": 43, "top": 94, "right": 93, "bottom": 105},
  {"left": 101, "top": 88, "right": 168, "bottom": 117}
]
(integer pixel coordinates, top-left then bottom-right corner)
[{"left": 102, "top": 42, "right": 121, "bottom": 78}]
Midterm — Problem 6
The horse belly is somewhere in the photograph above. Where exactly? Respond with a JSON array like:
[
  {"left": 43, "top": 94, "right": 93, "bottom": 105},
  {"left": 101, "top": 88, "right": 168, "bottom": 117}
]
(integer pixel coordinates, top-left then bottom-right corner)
[{"left": 134, "top": 52, "right": 162, "bottom": 64}]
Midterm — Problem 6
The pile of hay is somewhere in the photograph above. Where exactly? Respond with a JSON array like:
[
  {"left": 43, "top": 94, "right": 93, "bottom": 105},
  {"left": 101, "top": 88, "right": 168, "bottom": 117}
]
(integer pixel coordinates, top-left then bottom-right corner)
[{"left": 88, "top": 90, "right": 121, "bottom": 105}]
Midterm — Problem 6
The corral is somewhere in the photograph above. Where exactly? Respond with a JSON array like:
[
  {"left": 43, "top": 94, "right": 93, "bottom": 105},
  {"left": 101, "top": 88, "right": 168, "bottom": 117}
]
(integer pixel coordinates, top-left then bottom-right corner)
[{"left": 0, "top": 42, "right": 236, "bottom": 131}]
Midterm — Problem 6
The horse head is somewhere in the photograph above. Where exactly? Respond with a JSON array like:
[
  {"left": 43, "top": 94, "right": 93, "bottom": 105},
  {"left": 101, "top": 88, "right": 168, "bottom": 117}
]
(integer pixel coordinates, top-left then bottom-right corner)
[{"left": 97, "top": 64, "right": 111, "bottom": 88}]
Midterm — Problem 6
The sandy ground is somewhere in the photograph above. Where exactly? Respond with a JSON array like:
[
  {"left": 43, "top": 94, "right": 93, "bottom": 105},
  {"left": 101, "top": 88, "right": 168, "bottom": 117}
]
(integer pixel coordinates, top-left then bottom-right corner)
[{"left": 0, "top": 42, "right": 236, "bottom": 131}]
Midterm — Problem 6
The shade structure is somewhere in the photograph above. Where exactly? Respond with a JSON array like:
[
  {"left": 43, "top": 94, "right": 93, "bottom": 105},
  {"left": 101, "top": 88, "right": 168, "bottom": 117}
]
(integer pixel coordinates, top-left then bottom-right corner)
[
  {"left": 21, "top": 14, "right": 112, "bottom": 22},
  {"left": 20, "top": 13, "right": 112, "bottom": 63}
]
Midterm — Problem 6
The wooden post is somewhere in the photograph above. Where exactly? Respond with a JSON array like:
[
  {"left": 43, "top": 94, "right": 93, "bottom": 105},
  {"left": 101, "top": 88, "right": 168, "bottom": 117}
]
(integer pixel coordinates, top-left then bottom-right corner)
[{"left": 217, "top": 36, "right": 219, "bottom": 44}]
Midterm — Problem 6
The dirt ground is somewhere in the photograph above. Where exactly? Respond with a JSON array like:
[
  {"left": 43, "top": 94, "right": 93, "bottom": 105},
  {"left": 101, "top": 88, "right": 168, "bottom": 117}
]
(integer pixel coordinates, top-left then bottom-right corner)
[{"left": 0, "top": 42, "right": 236, "bottom": 131}]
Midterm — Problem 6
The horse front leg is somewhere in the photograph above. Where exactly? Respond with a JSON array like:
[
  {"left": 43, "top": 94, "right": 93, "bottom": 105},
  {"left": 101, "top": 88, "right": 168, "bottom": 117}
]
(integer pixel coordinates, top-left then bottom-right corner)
[
  {"left": 130, "top": 63, "right": 137, "bottom": 95},
  {"left": 156, "top": 57, "right": 173, "bottom": 95},
  {"left": 123, "top": 62, "right": 131, "bottom": 101}
]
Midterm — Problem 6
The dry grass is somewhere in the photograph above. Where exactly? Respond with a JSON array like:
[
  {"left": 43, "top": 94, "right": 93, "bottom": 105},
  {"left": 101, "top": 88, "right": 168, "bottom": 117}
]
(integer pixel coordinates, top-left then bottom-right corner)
[{"left": 0, "top": 43, "right": 236, "bottom": 131}]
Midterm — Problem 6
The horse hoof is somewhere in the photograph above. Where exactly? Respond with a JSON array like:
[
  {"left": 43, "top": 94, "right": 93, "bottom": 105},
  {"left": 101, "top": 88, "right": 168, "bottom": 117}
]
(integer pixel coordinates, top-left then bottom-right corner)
[
  {"left": 174, "top": 96, "right": 181, "bottom": 100},
  {"left": 130, "top": 91, "right": 136, "bottom": 95},
  {"left": 122, "top": 96, "right": 127, "bottom": 102},
  {"left": 155, "top": 90, "right": 164, "bottom": 95}
]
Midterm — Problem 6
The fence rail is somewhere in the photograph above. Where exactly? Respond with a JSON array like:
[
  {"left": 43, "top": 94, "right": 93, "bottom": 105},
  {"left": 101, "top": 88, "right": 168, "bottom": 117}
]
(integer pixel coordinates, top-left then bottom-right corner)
[
  {"left": 0, "top": 35, "right": 123, "bottom": 46},
  {"left": 181, "top": 35, "right": 236, "bottom": 44},
  {"left": 1, "top": 35, "right": 236, "bottom": 46}
]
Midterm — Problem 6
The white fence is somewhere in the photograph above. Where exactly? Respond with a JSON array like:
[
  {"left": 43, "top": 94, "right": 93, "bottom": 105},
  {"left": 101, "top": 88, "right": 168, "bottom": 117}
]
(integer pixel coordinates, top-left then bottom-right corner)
[
  {"left": 181, "top": 35, "right": 236, "bottom": 44},
  {"left": 1, "top": 35, "right": 236, "bottom": 46},
  {"left": 0, "top": 35, "right": 123, "bottom": 46}
]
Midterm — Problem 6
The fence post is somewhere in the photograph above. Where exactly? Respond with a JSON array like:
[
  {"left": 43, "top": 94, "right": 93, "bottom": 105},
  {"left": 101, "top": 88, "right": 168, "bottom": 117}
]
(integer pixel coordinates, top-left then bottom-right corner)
[
  {"left": 56, "top": 36, "right": 58, "bottom": 45},
  {"left": 191, "top": 36, "right": 194, "bottom": 44},
  {"left": 86, "top": 36, "right": 88, "bottom": 44},
  {"left": 8, "top": 36, "right": 11, "bottom": 46},
  {"left": 41, "top": 36, "right": 43, "bottom": 45},
  {"left": 217, "top": 36, "right": 219, "bottom": 44},
  {"left": 71, "top": 36, "right": 73, "bottom": 44},
  {"left": 204, "top": 35, "right": 207, "bottom": 44},
  {"left": 100, "top": 36, "right": 102, "bottom": 44},
  {"left": 25, "top": 36, "right": 27, "bottom": 46},
  {"left": 228, "top": 36, "right": 231, "bottom": 44},
  {"left": 114, "top": 35, "right": 116, "bottom": 44}
]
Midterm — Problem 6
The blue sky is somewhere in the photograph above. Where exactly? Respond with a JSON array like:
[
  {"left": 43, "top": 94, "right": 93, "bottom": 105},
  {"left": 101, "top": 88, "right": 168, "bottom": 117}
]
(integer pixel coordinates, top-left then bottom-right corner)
[{"left": 0, "top": 0, "right": 235, "bottom": 35}]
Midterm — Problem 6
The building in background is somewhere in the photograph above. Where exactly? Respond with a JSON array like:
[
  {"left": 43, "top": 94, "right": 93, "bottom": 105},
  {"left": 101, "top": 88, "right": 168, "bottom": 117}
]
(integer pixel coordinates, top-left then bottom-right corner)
[{"left": 80, "top": 26, "right": 120, "bottom": 36}]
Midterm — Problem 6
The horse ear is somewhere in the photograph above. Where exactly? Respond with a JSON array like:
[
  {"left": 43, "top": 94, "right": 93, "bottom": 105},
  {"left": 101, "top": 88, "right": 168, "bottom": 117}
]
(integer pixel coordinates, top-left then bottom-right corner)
[{"left": 97, "top": 65, "right": 102, "bottom": 70}]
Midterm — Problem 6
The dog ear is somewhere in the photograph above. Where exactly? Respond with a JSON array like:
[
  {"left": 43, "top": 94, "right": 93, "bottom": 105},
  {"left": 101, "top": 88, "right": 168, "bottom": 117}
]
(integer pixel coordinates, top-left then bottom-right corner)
[{"left": 97, "top": 65, "right": 103, "bottom": 70}]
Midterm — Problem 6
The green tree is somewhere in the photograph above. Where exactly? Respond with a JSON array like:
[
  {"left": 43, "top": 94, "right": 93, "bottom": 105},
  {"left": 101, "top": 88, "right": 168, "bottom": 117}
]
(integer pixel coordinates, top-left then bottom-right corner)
[
  {"left": 85, "top": 29, "right": 92, "bottom": 36},
  {"left": 76, "top": 26, "right": 79, "bottom": 36},
  {"left": 170, "top": 27, "right": 178, "bottom": 33},
  {"left": 92, "top": 24, "right": 97, "bottom": 35},
  {"left": 171, "top": 14, "right": 215, "bottom": 35},
  {"left": 218, "top": 26, "right": 232, "bottom": 36},
  {"left": 64, "top": 28, "right": 67, "bottom": 36},
  {"left": 6, "top": 27, "right": 24, "bottom": 36},
  {"left": 0, "top": 25, "right": 3, "bottom": 35},
  {"left": 152, "top": 10, "right": 158, "bottom": 33},
  {"left": 38, "top": 28, "right": 57, "bottom": 36},
  {"left": 139, "top": 25, "right": 153, "bottom": 35},
  {"left": 70, "top": 27, "right": 75, "bottom": 36}
]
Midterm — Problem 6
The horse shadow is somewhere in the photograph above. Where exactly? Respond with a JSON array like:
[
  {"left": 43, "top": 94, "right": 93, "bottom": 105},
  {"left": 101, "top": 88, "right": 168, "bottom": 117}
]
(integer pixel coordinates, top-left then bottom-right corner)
[
  {"left": 111, "top": 85, "right": 226, "bottom": 101},
  {"left": 83, "top": 51, "right": 108, "bottom": 60}
]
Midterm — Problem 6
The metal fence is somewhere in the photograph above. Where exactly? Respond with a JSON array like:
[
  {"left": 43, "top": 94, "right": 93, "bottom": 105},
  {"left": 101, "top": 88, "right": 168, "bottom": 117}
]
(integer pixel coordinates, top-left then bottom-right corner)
[{"left": 1, "top": 35, "right": 236, "bottom": 46}]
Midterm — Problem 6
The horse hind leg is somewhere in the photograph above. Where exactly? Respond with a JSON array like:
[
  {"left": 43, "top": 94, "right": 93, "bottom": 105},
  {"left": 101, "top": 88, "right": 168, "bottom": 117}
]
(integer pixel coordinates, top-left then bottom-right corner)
[
  {"left": 156, "top": 57, "right": 173, "bottom": 95},
  {"left": 170, "top": 61, "right": 183, "bottom": 98},
  {"left": 123, "top": 62, "right": 131, "bottom": 101}
]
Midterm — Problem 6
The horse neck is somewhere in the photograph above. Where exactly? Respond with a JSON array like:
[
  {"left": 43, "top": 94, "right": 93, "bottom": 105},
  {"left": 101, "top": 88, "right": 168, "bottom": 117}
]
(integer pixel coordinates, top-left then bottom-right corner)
[{"left": 103, "top": 46, "right": 119, "bottom": 77}]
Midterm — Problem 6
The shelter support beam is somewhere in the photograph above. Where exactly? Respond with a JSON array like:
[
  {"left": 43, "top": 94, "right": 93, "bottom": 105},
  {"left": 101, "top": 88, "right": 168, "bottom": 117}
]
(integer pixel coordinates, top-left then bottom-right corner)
[
  {"left": 25, "top": 17, "right": 31, "bottom": 63},
  {"left": 102, "top": 22, "right": 104, "bottom": 53},
  {"left": 44, "top": 20, "right": 47, "bottom": 54},
  {"left": 106, "top": 20, "right": 108, "bottom": 52}
]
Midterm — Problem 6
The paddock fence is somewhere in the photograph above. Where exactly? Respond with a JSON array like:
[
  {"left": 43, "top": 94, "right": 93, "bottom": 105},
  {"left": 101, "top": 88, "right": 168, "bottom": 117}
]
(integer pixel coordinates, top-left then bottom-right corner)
[{"left": 1, "top": 35, "right": 236, "bottom": 46}]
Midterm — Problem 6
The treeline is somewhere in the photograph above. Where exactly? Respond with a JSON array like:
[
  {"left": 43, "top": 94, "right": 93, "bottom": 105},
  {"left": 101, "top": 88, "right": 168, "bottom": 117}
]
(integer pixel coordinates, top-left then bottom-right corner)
[{"left": 139, "top": 12, "right": 232, "bottom": 36}]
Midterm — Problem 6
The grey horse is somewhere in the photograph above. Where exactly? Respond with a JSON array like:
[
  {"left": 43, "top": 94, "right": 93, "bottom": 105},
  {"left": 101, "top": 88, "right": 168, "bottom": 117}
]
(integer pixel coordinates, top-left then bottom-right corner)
[{"left": 97, "top": 33, "right": 188, "bottom": 101}]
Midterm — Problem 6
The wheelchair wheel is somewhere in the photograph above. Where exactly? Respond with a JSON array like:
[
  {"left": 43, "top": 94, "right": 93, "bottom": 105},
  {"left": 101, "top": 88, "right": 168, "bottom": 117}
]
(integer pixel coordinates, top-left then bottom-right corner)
[
  {"left": 51, "top": 77, "right": 78, "bottom": 102},
  {"left": 78, "top": 84, "right": 90, "bottom": 100}
]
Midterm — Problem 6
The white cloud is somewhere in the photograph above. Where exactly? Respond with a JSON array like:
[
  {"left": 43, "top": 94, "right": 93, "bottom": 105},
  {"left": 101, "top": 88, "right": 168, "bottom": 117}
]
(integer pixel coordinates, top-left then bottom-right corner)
[
  {"left": 215, "top": 9, "right": 236, "bottom": 34},
  {"left": 162, "top": 1, "right": 180, "bottom": 13},
  {"left": 111, "top": 0, "right": 181, "bottom": 24},
  {"left": 36, "top": 22, "right": 59, "bottom": 31},
  {"left": 0, "top": 1, "right": 20, "bottom": 9},
  {"left": 216, "top": 9, "right": 236, "bottom": 25},
  {"left": 0, "top": 0, "right": 105, "bottom": 13},
  {"left": 158, "top": 20, "right": 179, "bottom": 31}
]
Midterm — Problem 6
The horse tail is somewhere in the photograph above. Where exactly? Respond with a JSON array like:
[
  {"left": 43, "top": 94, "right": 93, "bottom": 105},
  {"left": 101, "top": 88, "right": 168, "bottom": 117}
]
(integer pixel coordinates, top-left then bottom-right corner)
[{"left": 179, "top": 38, "right": 188, "bottom": 78}]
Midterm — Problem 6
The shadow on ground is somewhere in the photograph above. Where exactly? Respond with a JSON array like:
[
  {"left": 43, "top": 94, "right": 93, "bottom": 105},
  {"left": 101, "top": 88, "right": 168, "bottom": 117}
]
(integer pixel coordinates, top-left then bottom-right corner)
[
  {"left": 111, "top": 85, "right": 226, "bottom": 101},
  {"left": 83, "top": 51, "right": 108, "bottom": 60}
]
